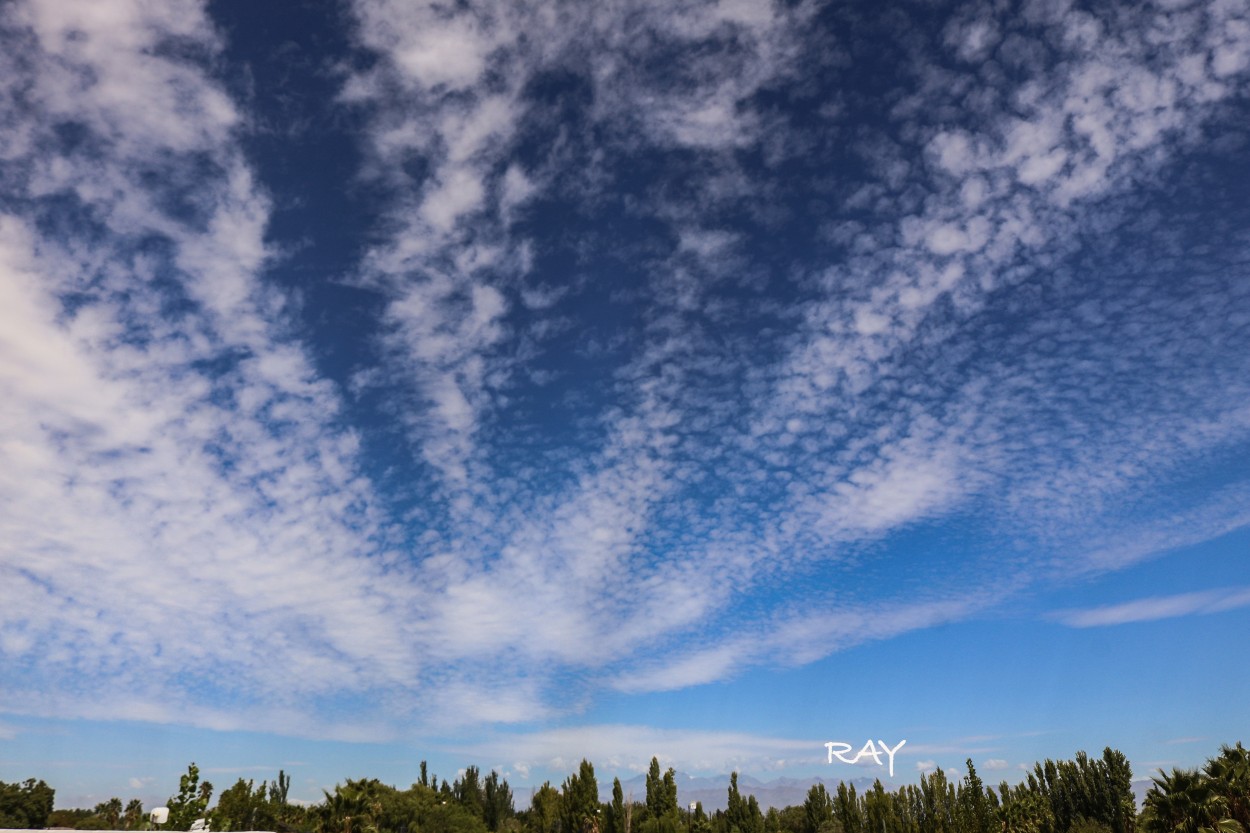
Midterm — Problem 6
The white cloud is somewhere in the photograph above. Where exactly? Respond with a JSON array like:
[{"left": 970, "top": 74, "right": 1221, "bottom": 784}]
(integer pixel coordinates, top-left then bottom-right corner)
[
  {"left": 1052, "top": 586, "right": 1250, "bottom": 628},
  {"left": 367, "top": 11, "right": 494, "bottom": 92},
  {"left": 614, "top": 645, "right": 742, "bottom": 693},
  {"left": 421, "top": 167, "right": 488, "bottom": 233},
  {"left": 0, "top": 0, "right": 426, "bottom": 733}
]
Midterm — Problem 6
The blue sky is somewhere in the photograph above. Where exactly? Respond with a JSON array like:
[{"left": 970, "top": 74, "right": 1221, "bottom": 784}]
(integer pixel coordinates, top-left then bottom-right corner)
[{"left": 1, "top": 0, "right": 1249, "bottom": 812}]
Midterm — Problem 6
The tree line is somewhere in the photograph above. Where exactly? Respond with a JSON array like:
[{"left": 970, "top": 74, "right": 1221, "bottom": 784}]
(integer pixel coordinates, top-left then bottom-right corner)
[{"left": 1, "top": 742, "right": 1245, "bottom": 833}]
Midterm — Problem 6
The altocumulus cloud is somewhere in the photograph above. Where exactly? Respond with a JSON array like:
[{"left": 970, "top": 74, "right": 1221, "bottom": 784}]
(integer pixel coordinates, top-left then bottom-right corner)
[
  {"left": 1, "top": 0, "right": 1249, "bottom": 743},
  {"left": 0, "top": 0, "right": 409, "bottom": 736}
]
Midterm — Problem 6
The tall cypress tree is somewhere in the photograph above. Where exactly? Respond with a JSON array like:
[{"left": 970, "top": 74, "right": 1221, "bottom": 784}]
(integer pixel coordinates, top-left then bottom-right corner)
[
  {"left": 804, "top": 785, "right": 834, "bottom": 833},
  {"left": 957, "top": 760, "right": 993, "bottom": 833},
  {"left": 563, "top": 760, "right": 600, "bottom": 833}
]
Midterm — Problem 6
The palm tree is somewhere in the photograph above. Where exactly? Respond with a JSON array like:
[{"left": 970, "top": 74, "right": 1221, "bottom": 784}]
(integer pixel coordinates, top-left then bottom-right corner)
[
  {"left": 1140, "top": 768, "right": 1242, "bottom": 833},
  {"left": 1204, "top": 745, "right": 1250, "bottom": 833},
  {"left": 319, "top": 781, "right": 381, "bottom": 833}
]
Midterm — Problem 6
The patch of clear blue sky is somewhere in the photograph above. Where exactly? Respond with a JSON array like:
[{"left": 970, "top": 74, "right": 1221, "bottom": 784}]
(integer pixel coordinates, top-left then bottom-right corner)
[{"left": 582, "top": 527, "right": 1250, "bottom": 775}]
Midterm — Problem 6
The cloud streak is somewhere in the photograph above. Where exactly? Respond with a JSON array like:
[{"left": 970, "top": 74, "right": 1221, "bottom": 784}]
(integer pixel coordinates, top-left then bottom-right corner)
[{"left": 1053, "top": 587, "right": 1250, "bottom": 628}]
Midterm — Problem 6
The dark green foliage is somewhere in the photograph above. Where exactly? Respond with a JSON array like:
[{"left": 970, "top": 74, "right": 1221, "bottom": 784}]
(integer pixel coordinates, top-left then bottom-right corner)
[
  {"left": 45, "top": 805, "right": 91, "bottom": 825},
  {"left": 835, "top": 782, "right": 863, "bottom": 833},
  {"left": 771, "top": 804, "right": 807, "bottom": 833},
  {"left": 1204, "top": 743, "right": 1250, "bottom": 833},
  {"left": 95, "top": 798, "right": 124, "bottom": 828},
  {"left": 996, "top": 782, "right": 1053, "bottom": 833},
  {"left": 49, "top": 798, "right": 138, "bottom": 830},
  {"left": 864, "top": 780, "right": 908, "bottom": 833},
  {"left": 167, "top": 764, "right": 215, "bottom": 832},
  {"left": 317, "top": 777, "right": 386, "bottom": 833},
  {"left": 418, "top": 802, "right": 491, "bottom": 833},
  {"left": 690, "top": 803, "right": 711, "bottom": 833},
  {"left": 562, "top": 760, "right": 601, "bottom": 833},
  {"left": 484, "top": 770, "right": 516, "bottom": 833},
  {"left": 647, "top": 760, "right": 666, "bottom": 823},
  {"left": 1140, "top": 761, "right": 1246, "bottom": 833},
  {"left": 725, "top": 773, "right": 764, "bottom": 833},
  {"left": 1067, "top": 818, "right": 1113, "bottom": 833},
  {"left": 456, "top": 767, "right": 485, "bottom": 821},
  {"left": 641, "top": 758, "right": 681, "bottom": 833},
  {"left": 525, "top": 782, "right": 562, "bottom": 833},
  {"left": 213, "top": 771, "right": 294, "bottom": 832},
  {"left": 47, "top": 808, "right": 97, "bottom": 829},
  {"left": 1025, "top": 749, "right": 1136, "bottom": 833},
  {"left": 805, "top": 747, "right": 1141, "bottom": 833},
  {"left": 606, "top": 779, "right": 626, "bottom": 833},
  {"left": 957, "top": 761, "right": 993, "bottom": 833},
  {"left": 126, "top": 799, "right": 147, "bottom": 830},
  {"left": 804, "top": 785, "right": 834, "bottom": 833},
  {"left": 663, "top": 773, "right": 678, "bottom": 823},
  {"left": 313, "top": 776, "right": 491, "bottom": 833},
  {"left": 914, "top": 767, "right": 957, "bottom": 833},
  {"left": 0, "top": 778, "right": 55, "bottom": 829}
]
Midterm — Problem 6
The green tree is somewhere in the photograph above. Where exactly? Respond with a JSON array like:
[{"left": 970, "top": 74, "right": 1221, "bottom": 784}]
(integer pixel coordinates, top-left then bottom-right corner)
[
  {"left": 167, "top": 765, "right": 214, "bottom": 832},
  {"left": 272, "top": 770, "right": 292, "bottom": 807},
  {"left": 1025, "top": 749, "right": 1136, "bottom": 833},
  {"left": 419, "top": 802, "right": 491, "bottom": 833},
  {"left": 76, "top": 814, "right": 114, "bottom": 829},
  {"left": 214, "top": 777, "right": 285, "bottom": 832},
  {"left": 804, "top": 785, "right": 835, "bottom": 833},
  {"left": 1205, "top": 744, "right": 1250, "bottom": 833},
  {"left": 606, "top": 780, "right": 626, "bottom": 833},
  {"left": 958, "top": 760, "right": 993, "bottom": 833},
  {"left": 864, "top": 780, "right": 901, "bottom": 833},
  {"left": 0, "top": 778, "right": 56, "bottom": 829},
  {"left": 641, "top": 758, "right": 681, "bottom": 833},
  {"left": 484, "top": 771, "right": 516, "bottom": 833},
  {"left": 917, "top": 769, "right": 957, "bottom": 833},
  {"left": 646, "top": 760, "right": 666, "bottom": 823},
  {"left": 726, "top": 774, "right": 763, "bottom": 833},
  {"left": 996, "top": 783, "right": 1053, "bottom": 833},
  {"left": 125, "top": 799, "right": 146, "bottom": 831},
  {"left": 1140, "top": 769, "right": 1241, "bottom": 833},
  {"left": 835, "top": 782, "right": 863, "bottom": 833},
  {"left": 690, "top": 804, "right": 711, "bottom": 833},
  {"left": 1101, "top": 748, "right": 1138, "bottom": 833},
  {"left": 562, "top": 760, "right": 601, "bottom": 833},
  {"left": 774, "top": 805, "right": 808, "bottom": 833},
  {"left": 527, "top": 783, "right": 562, "bottom": 833},
  {"left": 1068, "top": 819, "right": 1113, "bottom": 833},
  {"left": 456, "top": 767, "right": 486, "bottom": 821},
  {"left": 47, "top": 809, "right": 94, "bottom": 828},
  {"left": 95, "top": 798, "right": 124, "bottom": 828},
  {"left": 317, "top": 778, "right": 398, "bottom": 833}
]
